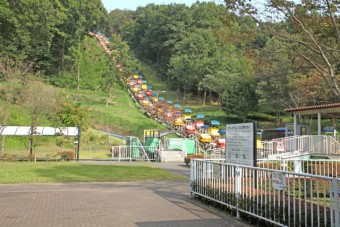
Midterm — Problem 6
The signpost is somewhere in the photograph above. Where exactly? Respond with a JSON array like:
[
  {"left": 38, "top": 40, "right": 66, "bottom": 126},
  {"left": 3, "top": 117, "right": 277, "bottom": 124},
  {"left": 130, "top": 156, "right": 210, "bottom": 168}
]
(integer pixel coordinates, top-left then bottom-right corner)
[
  {"left": 225, "top": 122, "right": 257, "bottom": 219},
  {"left": 225, "top": 122, "right": 256, "bottom": 167}
]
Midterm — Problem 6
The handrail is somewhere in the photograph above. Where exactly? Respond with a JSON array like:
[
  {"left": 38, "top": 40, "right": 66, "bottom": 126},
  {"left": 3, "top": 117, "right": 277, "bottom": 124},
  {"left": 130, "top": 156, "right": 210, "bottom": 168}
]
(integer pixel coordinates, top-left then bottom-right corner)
[{"left": 258, "top": 135, "right": 340, "bottom": 160}]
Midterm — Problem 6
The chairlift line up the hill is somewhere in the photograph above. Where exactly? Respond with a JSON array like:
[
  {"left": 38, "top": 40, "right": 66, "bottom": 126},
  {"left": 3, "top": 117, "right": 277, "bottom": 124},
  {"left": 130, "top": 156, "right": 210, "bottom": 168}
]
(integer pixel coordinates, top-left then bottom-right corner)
[{"left": 89, "top": 31, "right": 226, "bottom": 151}]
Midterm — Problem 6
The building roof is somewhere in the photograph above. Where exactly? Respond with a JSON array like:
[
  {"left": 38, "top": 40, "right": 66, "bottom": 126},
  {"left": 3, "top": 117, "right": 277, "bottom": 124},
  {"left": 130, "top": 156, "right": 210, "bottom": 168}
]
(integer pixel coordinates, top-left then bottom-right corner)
[
  {"left": 285, "top": 103, "right": 340, "bottom": 118},
  {"left": 0, "top": 126, "right": 79, "bottom": 136}
]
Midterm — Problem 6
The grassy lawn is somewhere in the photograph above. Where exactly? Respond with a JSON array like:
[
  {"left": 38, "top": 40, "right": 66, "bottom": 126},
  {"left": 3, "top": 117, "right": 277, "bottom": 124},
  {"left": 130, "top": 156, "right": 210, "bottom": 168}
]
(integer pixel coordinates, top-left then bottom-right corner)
[
  {"left": 67, "top": 89, "right": 167, "bottom": 139},
  {"left": 0, "top": 162, "right": 187, "bottom": 184}
]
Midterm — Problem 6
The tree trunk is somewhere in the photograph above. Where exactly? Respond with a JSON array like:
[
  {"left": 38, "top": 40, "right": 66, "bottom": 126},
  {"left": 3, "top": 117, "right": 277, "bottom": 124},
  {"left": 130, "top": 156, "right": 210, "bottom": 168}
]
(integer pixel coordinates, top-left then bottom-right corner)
[
  {"left": 275, "top": 104, "right": 281, "bottom": 127},
  {"left": 203, "top": 90, "right": 206, "bottom": 106},
  {"left": 29, "top": 125, "right": 33, "bottom": 155},
  {"left": 77, "top": 35, "right": 81, "bottom": 90},
  {"left": 176, "top": 84, "right": 180, "bottom": 101},
  {"left": 1, "top": 136, "right": 5, "bottom": 159},
  {"left": 209, "top": 90, "right": 212, "bottom": 104},
  {"left": 60, "top": 36, "right": 66, "bottom": 77},
  {"left": 77, "top": 69, "right": 80, "bottom": 90},
  {"left": 2, "top": 102, "right": 10, "bottom": 125},
  {"left": 218, "top": 94, "right": 224, "bottom": 111}
]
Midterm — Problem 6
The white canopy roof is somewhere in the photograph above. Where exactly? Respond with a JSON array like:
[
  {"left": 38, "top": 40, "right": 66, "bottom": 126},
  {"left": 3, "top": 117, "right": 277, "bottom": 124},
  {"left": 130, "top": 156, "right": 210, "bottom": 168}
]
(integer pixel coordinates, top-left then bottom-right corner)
[{"left": 0, "top": 126, "right": 79, "bottom": 136}]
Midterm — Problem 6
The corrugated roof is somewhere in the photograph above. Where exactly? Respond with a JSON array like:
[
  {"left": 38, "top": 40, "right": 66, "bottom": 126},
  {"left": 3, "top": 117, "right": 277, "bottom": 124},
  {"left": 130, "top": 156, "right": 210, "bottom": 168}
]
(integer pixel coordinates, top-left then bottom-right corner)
[
  {"left": 285, "top": 103, "right": 340, "bottom": 118},
  {"left": 285, "top": 103, "right": 340, "bottom": 112}
]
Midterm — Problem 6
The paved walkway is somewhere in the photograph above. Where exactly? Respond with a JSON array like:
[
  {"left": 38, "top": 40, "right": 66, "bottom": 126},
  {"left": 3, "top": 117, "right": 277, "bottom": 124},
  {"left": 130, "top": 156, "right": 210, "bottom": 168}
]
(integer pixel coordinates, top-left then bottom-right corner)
[{"left": 0, "top": 162, "right": 252, "bottom": 227}]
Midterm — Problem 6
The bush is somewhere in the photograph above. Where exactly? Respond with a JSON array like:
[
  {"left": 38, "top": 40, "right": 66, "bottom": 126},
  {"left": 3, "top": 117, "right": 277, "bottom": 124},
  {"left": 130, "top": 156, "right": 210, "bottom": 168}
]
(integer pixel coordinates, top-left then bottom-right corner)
[
  {"left": 27, "top": 154, "right": 36, "bottom": 161},
  {"left": 1, "top": 153, "right": 17, "bottom": 161},
  {"left": 184, "top": 154, "right": 204, "bottom": 166},
  {"left": 58, "top": 150, "right": 74, "bottom": 161}
]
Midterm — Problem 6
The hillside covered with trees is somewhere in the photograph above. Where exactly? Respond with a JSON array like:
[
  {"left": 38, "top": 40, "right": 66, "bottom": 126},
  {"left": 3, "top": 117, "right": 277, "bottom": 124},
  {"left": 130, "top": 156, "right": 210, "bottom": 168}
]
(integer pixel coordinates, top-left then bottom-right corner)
[
  {"left": 0, "top": 0, "right": 161, "bottom": 141},
  {"left": 110, "top": 0, "right": 340, "bottom": 124},
  {"left": 0, "top": 0, "right": 339, "bottom": 133}
]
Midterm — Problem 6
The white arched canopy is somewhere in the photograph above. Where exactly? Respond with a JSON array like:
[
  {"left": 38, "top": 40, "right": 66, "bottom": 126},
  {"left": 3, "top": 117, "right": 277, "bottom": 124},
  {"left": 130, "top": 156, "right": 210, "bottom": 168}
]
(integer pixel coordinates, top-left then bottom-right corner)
[
  {"left": 0, "top": 126, "right": 81, "bottom": 160},
  {"left": 0, "top": 126, "right": 79, "bottom": 136}
]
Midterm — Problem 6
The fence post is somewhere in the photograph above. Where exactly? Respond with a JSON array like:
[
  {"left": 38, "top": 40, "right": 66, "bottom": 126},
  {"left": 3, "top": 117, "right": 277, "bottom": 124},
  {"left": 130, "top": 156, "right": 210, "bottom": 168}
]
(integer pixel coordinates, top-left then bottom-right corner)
[
  {"left": 118, "top": 146, "right": 121, "bottom": 162},
  {"left": 332, "top": 178, "right": 340, "bottom": 226},
  {"left": 235, "top": 166, "right": 241, "bottom": 219},
  {"left": 190, "top": 160, "right": 195, "bottom": 198}
]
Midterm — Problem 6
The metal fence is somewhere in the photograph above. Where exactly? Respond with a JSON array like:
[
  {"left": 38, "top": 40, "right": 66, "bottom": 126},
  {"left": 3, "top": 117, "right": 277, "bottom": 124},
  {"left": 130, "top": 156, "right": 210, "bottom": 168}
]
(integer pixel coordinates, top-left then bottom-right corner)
[
  {"left": 257, "top": 135, "right": 340, "bottom": 160},
  {"left": 201, "top": 136, "right": 340, "bottom": 162},
  {"left": 110, "top": 145, "right": 159, "bottom": 162},
  {"left": 204, "top": 148, "right": 225, "bottom": 160},
  {"left": 258, "top": 159, "right": 340, "bottom": 178},
  {"left": 190, "top": 159, "right": 340, "bottom": 227}
]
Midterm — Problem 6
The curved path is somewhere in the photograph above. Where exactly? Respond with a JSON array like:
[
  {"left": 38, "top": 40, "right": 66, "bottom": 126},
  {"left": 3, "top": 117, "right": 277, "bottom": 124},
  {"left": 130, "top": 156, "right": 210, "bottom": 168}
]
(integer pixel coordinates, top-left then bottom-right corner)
[{"left": 0, "top": 162, "right": 252, "bottom": 227}]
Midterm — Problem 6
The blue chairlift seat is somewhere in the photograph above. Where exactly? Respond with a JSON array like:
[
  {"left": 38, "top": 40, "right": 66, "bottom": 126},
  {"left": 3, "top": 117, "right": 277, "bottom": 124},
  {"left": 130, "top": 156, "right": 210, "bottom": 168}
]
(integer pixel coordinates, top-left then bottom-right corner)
[
  {"left": 197, "top": 114, "right": 204, "bottom": 119},
  {"left": 211, "top": 120, "right": 220, "bottom": 126}
]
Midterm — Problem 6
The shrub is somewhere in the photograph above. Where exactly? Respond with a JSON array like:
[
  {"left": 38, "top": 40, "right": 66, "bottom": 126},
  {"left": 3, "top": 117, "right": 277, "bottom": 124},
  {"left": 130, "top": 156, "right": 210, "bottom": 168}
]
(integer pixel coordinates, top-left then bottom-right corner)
[
  {"left": 58, "top": 150, "right": 74, "bottom": 161},
  {"left": 184, "top": 154, "right": 204, "bottom": 166},
  {"left": 1, "top": 153, "right": 17, "bottom": 161},
  {"left": 27, "top": 154, "right": 36, "bottom": 161}
]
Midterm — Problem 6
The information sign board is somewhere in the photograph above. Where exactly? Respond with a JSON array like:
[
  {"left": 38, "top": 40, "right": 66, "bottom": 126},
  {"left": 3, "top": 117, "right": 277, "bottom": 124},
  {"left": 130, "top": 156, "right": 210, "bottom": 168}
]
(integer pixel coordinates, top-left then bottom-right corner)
[
  {"left": 272, "top": 171, "right": 286, "bottom": 190},
  {"left": 226, "top": 123, "right": 256, "bottom": 166}
]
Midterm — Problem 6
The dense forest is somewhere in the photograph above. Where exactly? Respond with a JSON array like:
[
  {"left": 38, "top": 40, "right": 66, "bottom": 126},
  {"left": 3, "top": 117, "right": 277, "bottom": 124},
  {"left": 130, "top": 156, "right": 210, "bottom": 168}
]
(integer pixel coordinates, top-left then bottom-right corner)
[
  {"left": 0, "top": 0, "right": 339, "bottom": 129},
  {"left": 109, "top": 1, "right": 340, "bottom": 122}
]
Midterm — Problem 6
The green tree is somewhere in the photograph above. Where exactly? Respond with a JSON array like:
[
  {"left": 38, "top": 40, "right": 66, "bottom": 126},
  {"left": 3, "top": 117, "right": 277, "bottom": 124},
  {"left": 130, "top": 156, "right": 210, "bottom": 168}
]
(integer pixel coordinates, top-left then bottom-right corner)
[
  {"left": 199, "top": 71, "right": 233, "bottom": 107},
  {"left": 0, "top": 0, "right": 66, "bottom": 69},
  {"left": 0, "top": 0, "right": 108, "bottom": 78},
  {"left": 56, "top": 99, "right": 90, "bottom": 131},
  {"left": 124, "top": 3, "right": 191, "bottom": 72},
  {"left": 168, "top": 29, "right": 220, "bottom": 97},
  {"left": 108, "top": 9, "right": 134, "bottom": 35},
  {"left": 190, "top": 1, "right": 225, "bottom": 29},
  {"left": 0, "top": 56, "right": 32, "bottom": 124},
  {"left": 225, "top": 0, "right": 340, "bottom": 102},
  {"left": 55, "top": 0, "right": 108, "bottom": 77},
  {"left": 24, "top": 80, "right": 60, "bottom": 155},
  {"left": 221, "top": 76, "right": 258, "bottom": 121},
  {"left": 255, "top": 37, "right": 292, "bottom": 126}
]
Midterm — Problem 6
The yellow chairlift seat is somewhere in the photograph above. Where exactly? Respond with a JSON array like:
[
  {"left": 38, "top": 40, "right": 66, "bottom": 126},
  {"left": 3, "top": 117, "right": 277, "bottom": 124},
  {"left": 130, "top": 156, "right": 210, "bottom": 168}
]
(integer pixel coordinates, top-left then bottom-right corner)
[
  {"left": 132, "top": 87, "right": 139, "bottom": 93},
  {"left": 173, "top": 117, "right": 183, "bottom": 126},
  {"left": 141, "top": 99, "right": 149, "bottom": 106}
]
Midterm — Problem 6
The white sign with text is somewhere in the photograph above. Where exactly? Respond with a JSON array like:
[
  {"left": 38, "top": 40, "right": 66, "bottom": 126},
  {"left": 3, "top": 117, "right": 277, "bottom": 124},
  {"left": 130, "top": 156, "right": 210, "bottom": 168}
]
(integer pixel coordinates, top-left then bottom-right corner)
[
  {"left": 272, "top": 171, "right": 286, "bottom": 190},
  {"left": 226, "top": 123, "right": 256, "bottom": 166}
]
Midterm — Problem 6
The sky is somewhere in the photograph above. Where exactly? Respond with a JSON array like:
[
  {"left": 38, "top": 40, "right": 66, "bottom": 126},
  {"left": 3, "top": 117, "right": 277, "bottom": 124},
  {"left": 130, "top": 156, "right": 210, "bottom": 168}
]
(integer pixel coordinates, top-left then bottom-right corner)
[{"left": 101, "top": 0, "right": 221, "bottom": 11}]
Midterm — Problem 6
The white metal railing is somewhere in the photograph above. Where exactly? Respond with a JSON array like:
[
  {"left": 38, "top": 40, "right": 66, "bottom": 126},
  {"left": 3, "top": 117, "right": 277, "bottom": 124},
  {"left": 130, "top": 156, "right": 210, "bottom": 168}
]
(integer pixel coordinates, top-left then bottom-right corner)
[
  {"left": 204, "top": 148, "right": 225, "bottom": 160},
  {"left": 257, "top": 135, "right": 340, "bottom": 160},
  {"left": 257, "top": 159, "right": 340, "bottom": 178},
  {"left": 190, "top": 159, "right": 340, "bottom": 227},
  {"left": 110, "top": 146, "right": 159, "bottom": 161},
  {"left": 157, "top": 140, "right": 164, "bottom": 162}
]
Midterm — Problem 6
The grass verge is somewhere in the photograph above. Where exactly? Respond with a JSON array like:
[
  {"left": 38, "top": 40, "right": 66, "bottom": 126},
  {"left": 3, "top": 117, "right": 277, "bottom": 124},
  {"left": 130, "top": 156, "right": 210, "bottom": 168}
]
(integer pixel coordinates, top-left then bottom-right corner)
[{"left": 0, "top": 162, "right": 187, "bottom": 184}]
